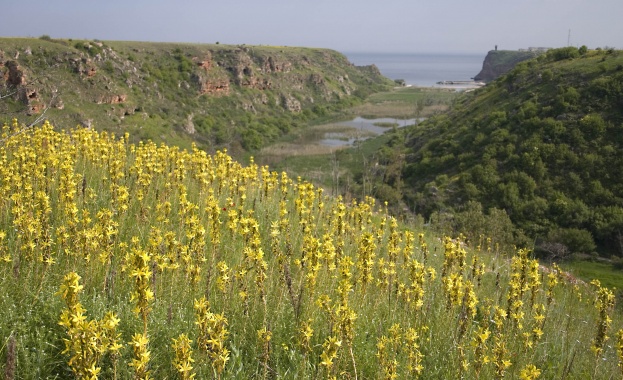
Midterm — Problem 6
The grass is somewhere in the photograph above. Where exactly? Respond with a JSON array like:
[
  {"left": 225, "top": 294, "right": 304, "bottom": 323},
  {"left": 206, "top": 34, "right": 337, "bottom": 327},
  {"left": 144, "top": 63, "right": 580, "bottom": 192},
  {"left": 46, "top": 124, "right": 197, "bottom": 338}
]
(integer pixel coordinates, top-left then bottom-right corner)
[
  {"left": 373, "top": 122, "right": 400, "bottom": 128},
  {"left": 266, "top": 132, "right": 397, "bottom": 198},
  {"left": 336, "top": 86, "right": 460, "bottom": 120},
  {"left": 561, "top": 259, "right": 623, "bottom": 293},
  {"left": 367, "top": 86, "right": 458, "bottom": 103}
]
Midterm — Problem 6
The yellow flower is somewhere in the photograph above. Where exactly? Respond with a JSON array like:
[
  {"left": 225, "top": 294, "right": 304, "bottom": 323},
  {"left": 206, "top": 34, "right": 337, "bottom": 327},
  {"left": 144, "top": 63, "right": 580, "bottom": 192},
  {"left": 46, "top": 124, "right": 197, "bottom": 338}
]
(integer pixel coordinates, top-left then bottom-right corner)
[{"left": 519, "top": 364, "right": 541, "bottom": 379}]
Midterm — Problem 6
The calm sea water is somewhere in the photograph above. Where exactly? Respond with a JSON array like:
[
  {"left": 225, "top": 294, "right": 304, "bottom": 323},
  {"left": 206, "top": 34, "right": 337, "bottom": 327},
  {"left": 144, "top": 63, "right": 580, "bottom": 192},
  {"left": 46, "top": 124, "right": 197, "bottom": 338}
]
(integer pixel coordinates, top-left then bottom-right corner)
[{"left": 344, "top": 52, "right": 485, "bottom": 87}]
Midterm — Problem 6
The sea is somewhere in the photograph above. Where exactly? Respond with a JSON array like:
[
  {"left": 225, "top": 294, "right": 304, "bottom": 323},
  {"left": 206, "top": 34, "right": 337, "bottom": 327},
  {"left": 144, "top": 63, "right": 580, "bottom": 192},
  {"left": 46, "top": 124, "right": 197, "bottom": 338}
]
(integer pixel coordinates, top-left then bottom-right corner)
[{"left": 343, "top": 52, "right": 485, "bottom": 88}]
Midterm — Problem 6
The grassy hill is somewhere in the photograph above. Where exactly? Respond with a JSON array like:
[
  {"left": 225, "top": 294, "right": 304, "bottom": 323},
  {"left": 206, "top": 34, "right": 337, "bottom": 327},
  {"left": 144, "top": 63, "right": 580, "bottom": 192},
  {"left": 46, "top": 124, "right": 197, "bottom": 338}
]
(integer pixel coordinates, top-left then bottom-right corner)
[
  {"left": 364, "top": 47, "right": 623, "bottom": 258},
  {"left": 1, "top": 121, "right": 622, "bottom": 378},
  {"left": 0, "top": 37, "right": 393, "bottom": 156}
]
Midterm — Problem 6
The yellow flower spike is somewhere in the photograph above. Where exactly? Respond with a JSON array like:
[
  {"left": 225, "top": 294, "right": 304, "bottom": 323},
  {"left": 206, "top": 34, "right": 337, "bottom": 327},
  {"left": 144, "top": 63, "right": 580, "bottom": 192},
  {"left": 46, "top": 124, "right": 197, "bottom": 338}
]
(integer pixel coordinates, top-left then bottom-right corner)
[
  {"left": 320, "top": 335, "right": 341, "bottom": 370},
  {"left": 616, "top": 329, "right": 623, "bottom": 376},
  {"left": 519, "top": 364, "right": 541, "bottom": 380},
  {"left": 298, "top": 319, "right": 314, "bottom": 354},
  {"left": 129, "top": 333, "right": 151, "bottom": 380},
  {"left": 592, "top": 282, "right": 616, "bottom": 356},
  {"left": 172, "top": 334, "right": 195, "bottom": 380},
  {"left": 57, "top": 271, "right": 121, "bottom": 379},
  {"left": 195, "top": 297, "right": 230, "bottom": 375},
  {"left": 128, "top": 244, "right": 153, "bottom": 334},
  {"left": 257, "top": 326, "right": 272, "bottom": 376},
  {"left": 216, "top": 261, "right": 231, "bottom": 293},
  {"left": 492, "top": 334, "right": 511, "bottom": 379}
]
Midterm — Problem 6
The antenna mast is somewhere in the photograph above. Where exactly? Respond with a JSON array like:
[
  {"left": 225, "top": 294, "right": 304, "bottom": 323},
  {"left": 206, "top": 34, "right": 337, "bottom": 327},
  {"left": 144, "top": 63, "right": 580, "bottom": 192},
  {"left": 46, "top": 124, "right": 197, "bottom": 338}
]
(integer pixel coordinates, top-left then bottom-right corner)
[{"left": 568, "top": 29, "right": 571, "bottom": 46}]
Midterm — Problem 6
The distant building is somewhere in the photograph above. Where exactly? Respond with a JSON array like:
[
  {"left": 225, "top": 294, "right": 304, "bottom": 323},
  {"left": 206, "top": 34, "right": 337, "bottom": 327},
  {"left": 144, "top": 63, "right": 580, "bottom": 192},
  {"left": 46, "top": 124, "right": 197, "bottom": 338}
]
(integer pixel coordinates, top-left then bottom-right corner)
[{"left": 518, "top": 47, "right": 551, "bottom": 52}]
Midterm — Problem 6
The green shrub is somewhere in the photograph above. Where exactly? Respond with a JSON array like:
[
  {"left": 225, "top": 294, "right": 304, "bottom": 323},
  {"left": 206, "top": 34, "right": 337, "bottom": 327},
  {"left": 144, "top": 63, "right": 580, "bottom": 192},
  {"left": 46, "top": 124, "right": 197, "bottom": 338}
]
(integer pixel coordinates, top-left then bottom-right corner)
[
  {"left": 547, "top": 227, "right": 596, "bottom": 254},
  {"left": 547, "top": 47, "right": 580, "bottom": 61}
]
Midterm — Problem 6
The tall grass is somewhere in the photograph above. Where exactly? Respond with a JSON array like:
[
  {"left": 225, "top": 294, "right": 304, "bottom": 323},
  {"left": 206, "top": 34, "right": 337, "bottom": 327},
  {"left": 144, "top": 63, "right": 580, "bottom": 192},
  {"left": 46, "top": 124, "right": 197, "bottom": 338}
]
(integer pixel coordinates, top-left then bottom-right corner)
[{"left": 0, "top": 120, "right": 621, "bottom": 378}]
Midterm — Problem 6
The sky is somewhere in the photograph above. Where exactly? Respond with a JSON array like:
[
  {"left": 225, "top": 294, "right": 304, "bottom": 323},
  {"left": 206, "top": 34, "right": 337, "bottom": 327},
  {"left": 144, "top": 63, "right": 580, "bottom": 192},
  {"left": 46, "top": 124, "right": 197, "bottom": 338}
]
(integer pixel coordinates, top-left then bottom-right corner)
[{"left": 1, "top": 0, "right": 622, "bottom": 54}]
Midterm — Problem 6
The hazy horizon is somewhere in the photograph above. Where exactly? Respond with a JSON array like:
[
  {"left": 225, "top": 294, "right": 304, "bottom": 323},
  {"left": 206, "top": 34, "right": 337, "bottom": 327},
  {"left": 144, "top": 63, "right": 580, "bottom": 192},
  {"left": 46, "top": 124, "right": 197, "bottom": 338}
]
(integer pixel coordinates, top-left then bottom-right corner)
[{"left": 1, "top": 1, "right": 622, "bottom": 54}]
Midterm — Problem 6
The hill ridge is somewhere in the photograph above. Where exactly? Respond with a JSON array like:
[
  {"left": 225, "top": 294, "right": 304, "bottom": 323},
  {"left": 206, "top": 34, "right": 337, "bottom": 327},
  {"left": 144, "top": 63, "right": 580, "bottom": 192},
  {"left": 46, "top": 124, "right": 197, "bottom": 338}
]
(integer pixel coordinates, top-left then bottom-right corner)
[
  {"left": 0, "top": 37, "right": 393, "bottom": 154},
  {"left": 368, "top": 47, "right": 623, "bottom": 256}
]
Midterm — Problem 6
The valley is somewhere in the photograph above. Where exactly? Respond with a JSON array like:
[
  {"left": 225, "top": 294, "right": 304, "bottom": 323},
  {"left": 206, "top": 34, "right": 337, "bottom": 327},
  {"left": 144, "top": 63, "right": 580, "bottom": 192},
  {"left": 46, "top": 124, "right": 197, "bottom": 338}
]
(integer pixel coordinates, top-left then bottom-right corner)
[
  {"left": 2, "top": 39, "right": 623, "bottom": 378},
  {"left": 256, "top": 86, "right": 458, "bottom": 193}
]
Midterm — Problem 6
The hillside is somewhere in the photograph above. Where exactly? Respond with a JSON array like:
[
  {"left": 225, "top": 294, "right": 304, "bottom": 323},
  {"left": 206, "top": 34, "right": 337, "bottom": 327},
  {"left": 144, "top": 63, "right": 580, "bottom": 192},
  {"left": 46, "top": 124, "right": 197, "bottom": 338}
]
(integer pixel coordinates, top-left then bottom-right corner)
[
  {"left": 0, "top": 121, "right": 621, "bottom": 378},
  {"left": 367, "top": 47, "right": 623, "bottom": 257},
  {"left": 0, "top": 37, "right": 393, "bottom": 155}
]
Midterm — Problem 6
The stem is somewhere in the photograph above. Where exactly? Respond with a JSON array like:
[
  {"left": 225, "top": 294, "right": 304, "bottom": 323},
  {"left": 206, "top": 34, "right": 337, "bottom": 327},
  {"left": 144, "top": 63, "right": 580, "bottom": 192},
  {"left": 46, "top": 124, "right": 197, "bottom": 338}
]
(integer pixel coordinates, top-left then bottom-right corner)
[{"left": 349, "top": 345, "right": 358, "bottom": 380}]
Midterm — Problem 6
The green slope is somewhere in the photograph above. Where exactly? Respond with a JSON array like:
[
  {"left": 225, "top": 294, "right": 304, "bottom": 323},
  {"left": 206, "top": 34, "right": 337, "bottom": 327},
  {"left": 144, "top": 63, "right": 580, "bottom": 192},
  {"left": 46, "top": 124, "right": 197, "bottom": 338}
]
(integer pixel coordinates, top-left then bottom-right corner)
[
  {"left": 372, "top": 47, "right": 623, "bottom": 256},
  {"left": 0, "top": 37, "right": 393, "bottom": 156}
]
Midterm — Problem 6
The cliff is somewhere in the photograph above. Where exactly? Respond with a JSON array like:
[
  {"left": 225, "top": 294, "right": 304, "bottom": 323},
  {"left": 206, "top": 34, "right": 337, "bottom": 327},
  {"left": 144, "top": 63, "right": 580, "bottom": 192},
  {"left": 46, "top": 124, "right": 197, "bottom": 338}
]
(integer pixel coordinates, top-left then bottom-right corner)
[
  {"left": 0, "top": 37, "right": 393, "bottom": 152},
  {"left": 474, "top": 49, "right": 544, "bottom": 82}
]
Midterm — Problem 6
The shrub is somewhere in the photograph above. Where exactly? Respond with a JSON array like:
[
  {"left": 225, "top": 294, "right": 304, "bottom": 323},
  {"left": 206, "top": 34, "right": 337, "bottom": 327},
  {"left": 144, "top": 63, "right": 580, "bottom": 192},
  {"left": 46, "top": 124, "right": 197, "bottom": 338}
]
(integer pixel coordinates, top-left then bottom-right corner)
[
  {"left": 579, "top": 45, "right": 588, "bottom": 56},
  {"left": 547, "top": 227, "right": 596, "bottom": 254},
  {"left": 547, "top": 47, "right": 580, "bottom": 62},
  {"left": 541, "top": 69, "right": 553, "bottom": 82}
]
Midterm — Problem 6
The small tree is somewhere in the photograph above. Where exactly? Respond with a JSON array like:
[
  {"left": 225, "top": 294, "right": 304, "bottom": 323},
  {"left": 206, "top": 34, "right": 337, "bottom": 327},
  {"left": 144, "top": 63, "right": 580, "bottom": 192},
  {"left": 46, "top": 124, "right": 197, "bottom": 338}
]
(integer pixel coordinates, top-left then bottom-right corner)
[
  {"left": 536, "top": 241, "right": 571, "bottom": 261},
  {"left": 579, "top": 45, "right": 588, "bottom": 56}
]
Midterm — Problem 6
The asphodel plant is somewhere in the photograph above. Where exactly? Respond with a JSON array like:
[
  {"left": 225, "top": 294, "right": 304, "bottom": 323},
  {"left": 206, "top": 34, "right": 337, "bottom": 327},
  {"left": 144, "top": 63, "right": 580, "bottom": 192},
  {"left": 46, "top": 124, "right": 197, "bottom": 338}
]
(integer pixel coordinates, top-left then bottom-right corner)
[{"left": 57, "top": 271, "right": 121, "bottom": 379}]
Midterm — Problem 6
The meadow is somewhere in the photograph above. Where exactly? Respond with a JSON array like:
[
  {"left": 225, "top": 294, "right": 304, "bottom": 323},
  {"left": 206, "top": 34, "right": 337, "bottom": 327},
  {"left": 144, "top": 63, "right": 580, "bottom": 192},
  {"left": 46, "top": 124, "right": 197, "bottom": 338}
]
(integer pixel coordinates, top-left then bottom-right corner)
[
  {"left": 346, "top": 86, "right": 458, "bottom": 120},
  {"left": 0, "top": 119, "right": 622, "bottom": 379}
]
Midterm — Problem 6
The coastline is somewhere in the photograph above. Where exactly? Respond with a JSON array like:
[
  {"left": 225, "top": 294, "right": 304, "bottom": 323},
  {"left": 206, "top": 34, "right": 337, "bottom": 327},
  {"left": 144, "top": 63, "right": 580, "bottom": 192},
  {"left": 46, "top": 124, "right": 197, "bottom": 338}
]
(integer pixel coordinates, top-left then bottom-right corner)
[{"left": 345, "top": 51, "right": 485, "bottom": 88}]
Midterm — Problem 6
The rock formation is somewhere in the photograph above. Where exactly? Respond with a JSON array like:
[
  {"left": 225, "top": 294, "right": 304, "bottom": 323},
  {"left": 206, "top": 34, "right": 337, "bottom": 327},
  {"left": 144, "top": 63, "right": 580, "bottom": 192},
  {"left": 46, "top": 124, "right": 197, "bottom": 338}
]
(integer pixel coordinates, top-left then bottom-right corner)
[
  {"left": 4, "top": 60, "right": 26, "bottom": 86},
  {"left": 281, "top": 94, "right": 301, "bottom": 112},
  {"left": 474, "top": 50, "right": 544, "bottom": 82},
  {"left": 96, "top": 94, "right": 127, "bottom": 104}
]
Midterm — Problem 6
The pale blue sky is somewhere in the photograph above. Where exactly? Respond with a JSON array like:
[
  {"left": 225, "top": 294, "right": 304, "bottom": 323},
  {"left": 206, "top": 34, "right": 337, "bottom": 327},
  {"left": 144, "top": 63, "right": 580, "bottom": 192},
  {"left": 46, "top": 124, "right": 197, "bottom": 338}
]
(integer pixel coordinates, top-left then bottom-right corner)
[{"left": 1, "top": 0, "right": 621, "bottom": 53}]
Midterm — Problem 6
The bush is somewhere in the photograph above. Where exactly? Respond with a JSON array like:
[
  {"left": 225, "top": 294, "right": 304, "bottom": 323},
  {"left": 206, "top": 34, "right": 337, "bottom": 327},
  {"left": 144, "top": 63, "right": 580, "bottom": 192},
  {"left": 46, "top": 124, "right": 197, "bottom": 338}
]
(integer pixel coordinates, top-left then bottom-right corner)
[
  {"left": 547, "top": 47, "right": 580, "bottom": 62},
  {"left": 579, "top": 45, "right": 588, "bottom": 56},
  {"left": 535, "top": 240, "right": 571, "bottom": 261},
  {"left": 541, "top": 69, "right": 553, "bottom": 82},
  {"left": 241, "top": 128, "right": 263, "bottom": 150},
  {"left": 547, "top": 227, "right": 596, "bottom": 254}
]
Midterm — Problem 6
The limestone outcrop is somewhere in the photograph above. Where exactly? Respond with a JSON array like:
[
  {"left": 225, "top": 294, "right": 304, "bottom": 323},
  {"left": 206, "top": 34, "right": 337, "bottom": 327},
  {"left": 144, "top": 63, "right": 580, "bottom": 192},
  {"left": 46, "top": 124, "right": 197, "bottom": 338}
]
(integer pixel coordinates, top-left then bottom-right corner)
[
  {"left": 4, "top": 60, "right": 26, "bottom": 86},
  {"left": 0, "top": 38, "right": 394, "bottom": 146},
  {"left": 474, "top": 50, "right": 544, "bottom": 82}
]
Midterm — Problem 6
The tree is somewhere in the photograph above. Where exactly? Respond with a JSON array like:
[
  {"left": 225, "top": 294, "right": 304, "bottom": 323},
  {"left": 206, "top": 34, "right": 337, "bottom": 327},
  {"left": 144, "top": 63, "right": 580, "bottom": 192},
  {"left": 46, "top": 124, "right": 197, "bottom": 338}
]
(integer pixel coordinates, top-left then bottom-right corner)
[
  {"left": 579, "top": 45, "right": 588, "bottom": 56},
  {"left": 593, "top": 206, "right": 623, "bottom": 256}
]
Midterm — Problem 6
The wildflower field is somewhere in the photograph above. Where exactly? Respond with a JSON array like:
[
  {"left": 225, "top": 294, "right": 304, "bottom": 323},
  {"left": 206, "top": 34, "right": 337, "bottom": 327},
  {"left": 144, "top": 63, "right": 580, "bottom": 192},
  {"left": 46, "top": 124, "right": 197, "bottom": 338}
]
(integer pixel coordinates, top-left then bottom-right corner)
[{"left": 0, "top": 120, "right": 621, "bottom": 379}]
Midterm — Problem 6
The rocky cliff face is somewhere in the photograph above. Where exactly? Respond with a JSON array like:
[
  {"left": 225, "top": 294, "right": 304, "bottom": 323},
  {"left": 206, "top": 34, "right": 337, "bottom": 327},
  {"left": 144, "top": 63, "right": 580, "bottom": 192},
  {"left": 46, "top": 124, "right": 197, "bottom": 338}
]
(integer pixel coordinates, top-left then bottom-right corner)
[
  {"left": 474, "top": 50, "right": 543, "bottom": 82},
  {"left": 0, "top": 38, "right": 392, "bottom": 152}
]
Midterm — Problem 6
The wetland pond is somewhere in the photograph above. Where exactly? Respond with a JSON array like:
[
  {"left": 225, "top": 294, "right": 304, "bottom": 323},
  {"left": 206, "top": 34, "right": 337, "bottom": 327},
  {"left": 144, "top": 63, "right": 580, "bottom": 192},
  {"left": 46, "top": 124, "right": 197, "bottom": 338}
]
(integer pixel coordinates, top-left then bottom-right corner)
[
  {"left": 258, "top": 116, "right": 418, "bottom": 164},
  {"left": 318, "top": 117, "right": 417, "bottom": 147}
]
